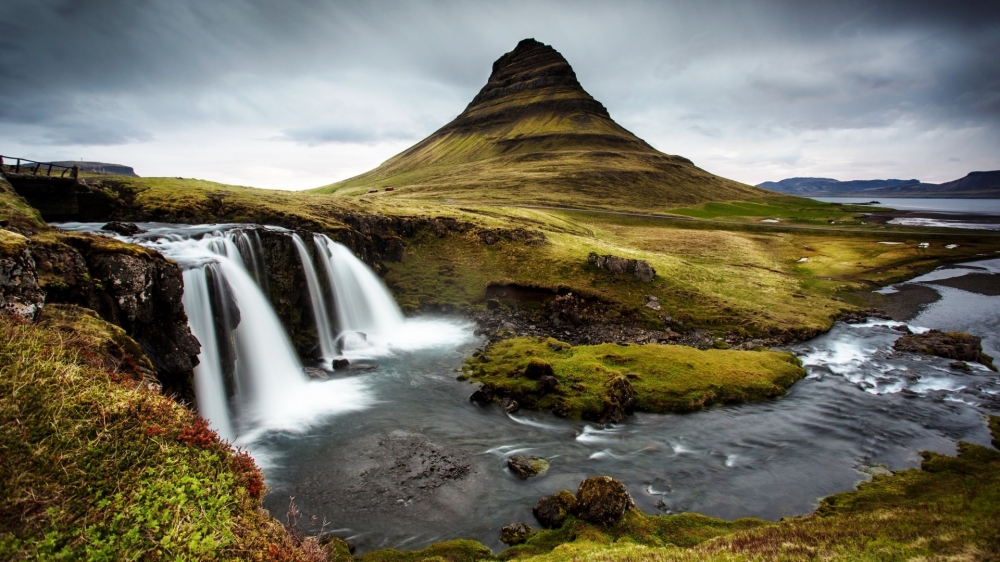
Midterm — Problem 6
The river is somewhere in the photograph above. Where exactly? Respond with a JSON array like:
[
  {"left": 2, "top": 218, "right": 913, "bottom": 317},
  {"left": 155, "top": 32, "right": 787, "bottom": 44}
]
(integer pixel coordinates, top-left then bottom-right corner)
[{"left": 55, "top": 222, "right": 1000, "bottom": 553}]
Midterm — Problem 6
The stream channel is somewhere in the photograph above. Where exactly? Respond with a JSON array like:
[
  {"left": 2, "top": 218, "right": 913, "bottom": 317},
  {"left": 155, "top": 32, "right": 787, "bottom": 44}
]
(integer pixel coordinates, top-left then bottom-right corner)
[{"left": 57, "top": 222, "right": 1000, "bottom": 553}]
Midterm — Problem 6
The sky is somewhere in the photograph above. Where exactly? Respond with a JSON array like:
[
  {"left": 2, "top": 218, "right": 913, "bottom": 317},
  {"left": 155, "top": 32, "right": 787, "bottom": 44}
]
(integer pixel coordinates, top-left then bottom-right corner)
[{"left": 1, "top": 0, "right": 999, "bottom": 190}]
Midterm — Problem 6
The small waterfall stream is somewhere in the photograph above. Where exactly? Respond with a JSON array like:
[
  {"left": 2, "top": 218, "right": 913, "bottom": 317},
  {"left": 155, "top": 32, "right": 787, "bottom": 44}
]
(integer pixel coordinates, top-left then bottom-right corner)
[
  {"left": 315, "top": 234, "right": 404, "bottom": 343},
  {"left": 292, "top": 234, "right": 338, "bottom": 363}
]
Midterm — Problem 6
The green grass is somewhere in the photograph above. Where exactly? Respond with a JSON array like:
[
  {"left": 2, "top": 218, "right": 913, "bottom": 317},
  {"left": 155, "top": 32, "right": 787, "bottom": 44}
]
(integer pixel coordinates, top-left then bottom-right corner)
[
  {"left": 0, "top": 305, "right": 312, "bottom": 561},
  {"left": 668, "top": 197, "right": 886, "bottom": 226},
  {"left": 461, "top": 337, "right": 805, "bottom": 418}
]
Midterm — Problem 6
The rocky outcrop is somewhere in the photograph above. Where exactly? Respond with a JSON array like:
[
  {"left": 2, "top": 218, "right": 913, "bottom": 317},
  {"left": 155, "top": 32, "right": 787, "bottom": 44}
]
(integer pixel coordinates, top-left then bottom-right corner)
[
  {"left": 31, "top": 234, "right": 201, "bottom": 398},
  {"left": 533, "top": 490, "right": 577, "bottom": 529},
  {"left": 573, "top": 476, "right": 635, "bottom": 525},
  {"left": 600, "top": 375, "right": 636, "bottom": 423},
  {"left": 587, "top": 252, "right": 656, "bottom": 282},
  {"left": 0, "top": 233, "right": 44, "bottom": 320},
  {"left": 894, "top": 330, "right": 996, "bottom": 371},
  {"left": 507, "top": 455, "right": 549, "bottom": 479},
  {"left": 500, "top": 522, "right": 533, "bottom": 546}
]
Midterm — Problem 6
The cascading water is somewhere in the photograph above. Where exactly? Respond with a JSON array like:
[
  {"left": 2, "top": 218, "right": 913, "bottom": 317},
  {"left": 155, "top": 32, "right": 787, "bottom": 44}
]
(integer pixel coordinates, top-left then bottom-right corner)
[
  {"left": 182, "top": 267, "right": 235, "bottom": 441},
  {"left": 55, "top": 222, "right": 377, "bottom": 444},
  {"left": 314, "top": 234, "right": 404, "bottom": 344},
  {"left": 291, "top": 234, "right": 338, "bottom": 364}
]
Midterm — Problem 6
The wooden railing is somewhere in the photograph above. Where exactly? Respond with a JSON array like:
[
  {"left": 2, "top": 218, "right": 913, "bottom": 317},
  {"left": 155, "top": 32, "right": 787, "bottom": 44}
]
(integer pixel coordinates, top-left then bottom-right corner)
[{"left": 0, "top": 155, "right": 78, "bottom": 179}]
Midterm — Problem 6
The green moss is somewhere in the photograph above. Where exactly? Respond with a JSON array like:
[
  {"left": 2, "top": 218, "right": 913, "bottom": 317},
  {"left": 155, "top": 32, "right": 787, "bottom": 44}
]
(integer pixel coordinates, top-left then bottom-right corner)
[
  {"left": 0, "top": 228, "right": 29, "bottom": 256},
  {"left": 463, "top": 337, "right": 806, "bottom": 418},
  {"left": 0, "top": 307, "right": 310, "bottom": 560},
  {"left": 359, "top": 539, "right": 496, "bottom": 562}
]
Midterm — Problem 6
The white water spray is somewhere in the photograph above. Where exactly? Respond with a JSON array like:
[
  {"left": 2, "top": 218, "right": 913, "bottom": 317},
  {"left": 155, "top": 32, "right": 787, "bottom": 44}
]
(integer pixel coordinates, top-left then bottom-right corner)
[
  {"left": 314, "top": 234, "right": 404, "bottom": 341},
  {"left": 292, "top": 234, "right": 338, "bottom": 364}
]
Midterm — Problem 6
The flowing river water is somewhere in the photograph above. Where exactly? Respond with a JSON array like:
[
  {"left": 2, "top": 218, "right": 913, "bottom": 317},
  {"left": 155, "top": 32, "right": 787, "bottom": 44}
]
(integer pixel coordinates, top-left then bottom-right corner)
[{"left": 56, "top": 222, "right": 1000, "bottom": 553}]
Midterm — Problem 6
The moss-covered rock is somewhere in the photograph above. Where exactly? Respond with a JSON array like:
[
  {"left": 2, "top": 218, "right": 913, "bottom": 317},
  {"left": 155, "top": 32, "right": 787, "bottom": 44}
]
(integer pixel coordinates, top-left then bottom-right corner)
[
  {"left": 463, "top": 337, "right": 806, "bottom": 419},
  {"left": 507, "top": 455, "right": 550, "bottom": 479},
  {"left": 573, "top": 476, "right": 635, "bottom": 526},
  {"left": 500, "top": 522, "right": 534, "bottom": 546},
  {"left": 533, "top": 490, "right": 577, "bottom": 529}
]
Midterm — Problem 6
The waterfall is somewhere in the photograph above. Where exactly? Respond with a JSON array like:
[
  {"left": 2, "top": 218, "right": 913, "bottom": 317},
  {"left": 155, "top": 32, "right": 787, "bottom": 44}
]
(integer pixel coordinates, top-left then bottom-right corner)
[
  {"left": 314, "top": 234, "right": 404, "bottom": 340},
  {"left": 292, "top": 234, "right": 338, "bottom": 363},
  {"left": 182, "top": 268, "right": 235, "bottom": 441}
]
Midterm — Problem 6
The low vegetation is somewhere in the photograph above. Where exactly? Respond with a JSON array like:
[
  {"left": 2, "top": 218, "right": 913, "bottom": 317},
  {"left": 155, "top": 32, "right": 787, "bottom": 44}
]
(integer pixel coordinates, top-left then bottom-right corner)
[
  {"left": 0, "top": 305, "right": 313, "bottom": 560},
  {"left": 461, "top": 337, "right": 805, "bottom": 418}
]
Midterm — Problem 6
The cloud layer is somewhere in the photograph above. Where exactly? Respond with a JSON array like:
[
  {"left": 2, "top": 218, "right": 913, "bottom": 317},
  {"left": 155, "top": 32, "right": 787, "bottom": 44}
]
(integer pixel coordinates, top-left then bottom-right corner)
[{"left": 2, "top": 0, "right": 998, "bottom": 188}]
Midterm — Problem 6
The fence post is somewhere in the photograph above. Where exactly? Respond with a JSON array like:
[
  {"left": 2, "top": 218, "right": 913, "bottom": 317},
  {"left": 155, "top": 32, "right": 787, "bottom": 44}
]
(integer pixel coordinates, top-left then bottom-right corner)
[
  {"left": 71, "top": 165, "right": 79, "bottom": 180},
  {"left": 33, "top": 163, "right": 40, "bottom": 175},
  {"left": 15, "top": 159, "right": 20, "bottom": 173}
]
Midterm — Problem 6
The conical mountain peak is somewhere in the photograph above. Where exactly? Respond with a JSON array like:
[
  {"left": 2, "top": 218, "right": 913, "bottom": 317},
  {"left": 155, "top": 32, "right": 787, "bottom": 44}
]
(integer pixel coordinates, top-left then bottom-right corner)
[
  {"left": 319, "top": 39, "right": 766, "bottom": 211},
  {"left": 449, "top": 39, "right": 611, "bottom": 132}
]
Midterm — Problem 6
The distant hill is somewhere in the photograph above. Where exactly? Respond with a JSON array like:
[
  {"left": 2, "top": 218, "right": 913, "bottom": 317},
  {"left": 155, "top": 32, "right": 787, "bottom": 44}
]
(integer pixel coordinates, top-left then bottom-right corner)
[
  {"left": 51, "top": 161, "right": 138, "bottom": 177},
  {"left": 759, "top": 171, "right": 1000, "bottom": 198},
  {"left": 316, "top": 39, "right": 768, "bottom": 211}
]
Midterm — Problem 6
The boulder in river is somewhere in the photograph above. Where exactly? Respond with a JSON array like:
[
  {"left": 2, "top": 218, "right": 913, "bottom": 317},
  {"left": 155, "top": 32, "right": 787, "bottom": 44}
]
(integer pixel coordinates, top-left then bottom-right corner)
[
  {"left": 533, "top": 490, "right": 577, "bottom": 529},
  {"left": 894, "top": 330, "right": 996, "bottom": 371},
  {"left": 507, "top": 455, "right": 550, "bottom": 479},
  {"left": 101, "top": 221, "right": 145, "bottom": 236},
  {"left": 500, "top": 522, "right": 533, "bottom": 545},
  {"left": 573, "top": 476, "right": 635, "bottom": 525},
  {"left": 469, "top": 383, "right": 495, "bottom": 404}
]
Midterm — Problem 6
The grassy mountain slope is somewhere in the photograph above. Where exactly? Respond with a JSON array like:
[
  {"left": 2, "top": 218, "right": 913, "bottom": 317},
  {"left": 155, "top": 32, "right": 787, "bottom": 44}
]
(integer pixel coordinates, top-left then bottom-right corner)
[{"left": 315, "top": 39, "right": 768, "bottom": 211}]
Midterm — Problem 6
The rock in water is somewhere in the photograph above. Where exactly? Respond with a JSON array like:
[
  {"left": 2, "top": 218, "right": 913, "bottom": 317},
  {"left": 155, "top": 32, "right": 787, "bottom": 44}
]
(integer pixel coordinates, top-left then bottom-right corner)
[
  {"left": 533, "top": 490, "right": 577, "bottom": 529},
  {"left": 501, "top": 396, "right": 520, "bottom": 414},
  {"left": 894, "top": 330, "right": 996, "bottom": 371},
  {"left": 332, "top": 358, "right": 350, "bottom": 370},
  {"left": 507, "top": 455, "right": 550, "bottom": 479},
  {"left": 573, "top": 476, "right": 635, "bottom": 525},
  {"left": 500, "top": 522, "right": 533, "bottom": 545},
  {"left": 101, "top": 221, "right": 145, "bottom": 236}
]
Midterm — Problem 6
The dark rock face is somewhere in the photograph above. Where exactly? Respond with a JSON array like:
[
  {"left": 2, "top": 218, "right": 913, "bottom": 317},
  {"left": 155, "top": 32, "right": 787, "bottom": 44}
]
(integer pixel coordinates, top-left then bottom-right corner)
[
  {"left": 536, "top": 375, "right": 559, "bottom": 394},
  {"left": 894, "top": 330, "right": 996, "bottom": 371},
  {"left": 0, "top": 241, "right": 44, "bottom": 320},
  {"left": 501, "top": 396, "right": 519, "bottom": 413},
  {"left": 507, "top": 455, "right": 549, "bottom": 479},
  {"left": 449, "top": 38, "right": 614, "bottom": 136},
  {"left": 533, "top": 490, "right": 577, "bottom": 529},
  {"left": 32, "top": 235, "right": 201, "bottom": 398},
  {"left": 470, "top": 383, "right": 495, "bottom": 404},
  {"left": 524, "top": 358, "right": 554, "bottom": 379},
  {"left": 587, "top": 252, "right": 656, "bottom": 282},
  {"left": 573, "top": 476, "right": 635, "bottom": 525},
  {"left": 101, "top": 221, "right": 144, "bottom": 236},
  {"left": 601, "top": 375, "right": 636, "bottom": 423},
  {"left": 500, "top": 522, "right": 533, "bottom": 545}
]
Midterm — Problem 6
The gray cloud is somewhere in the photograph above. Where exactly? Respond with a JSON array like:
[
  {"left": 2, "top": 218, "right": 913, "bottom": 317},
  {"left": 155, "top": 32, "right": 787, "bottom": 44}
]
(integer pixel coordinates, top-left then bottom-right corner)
[{"left": 1, "top": 0, "right": 998, "bottom": 186}]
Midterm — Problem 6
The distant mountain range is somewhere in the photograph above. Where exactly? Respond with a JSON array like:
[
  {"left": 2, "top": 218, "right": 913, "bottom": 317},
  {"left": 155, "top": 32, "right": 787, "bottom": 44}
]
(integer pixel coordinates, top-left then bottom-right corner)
[
  {"left": 758, "top": 171, "right": 1000, "bottom": 198},
  {"left": 51, "top": 161, "right": 138, "bottom": 177}
]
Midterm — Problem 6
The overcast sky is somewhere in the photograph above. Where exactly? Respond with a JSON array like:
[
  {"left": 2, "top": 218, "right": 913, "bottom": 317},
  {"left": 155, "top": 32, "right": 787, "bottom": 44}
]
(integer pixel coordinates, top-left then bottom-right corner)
[{"left": 2, "top": 1, "right": 998, "bottom": 189}]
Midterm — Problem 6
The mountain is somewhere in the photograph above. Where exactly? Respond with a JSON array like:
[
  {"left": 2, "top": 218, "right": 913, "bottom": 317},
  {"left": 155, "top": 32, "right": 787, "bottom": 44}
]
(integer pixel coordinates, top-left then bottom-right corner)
[
  {"left": 51, "top": 161, "right": 139, "bottom": 177},
  {"left": 316, "top": 39, "right": 768, "bottom": 210},
  {"left": 759, "top": 171, "right": 1000, "bottom": 198},
  {"left": 757, "top": 177, "right": 920, "bottom": 196}
]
